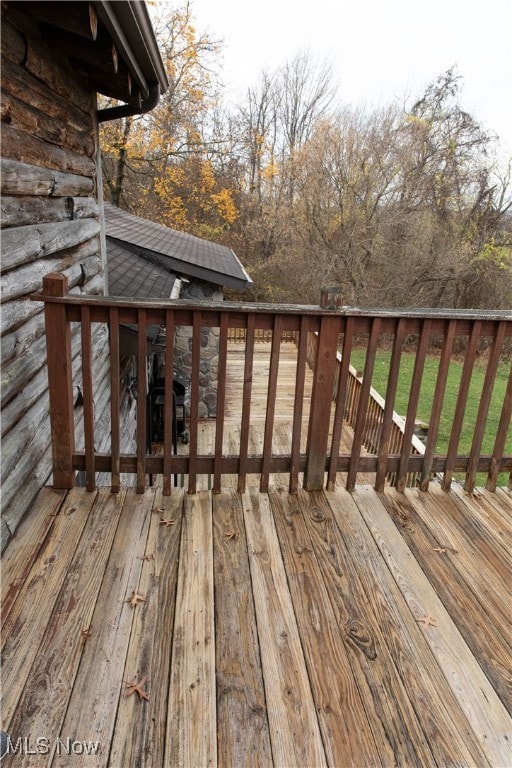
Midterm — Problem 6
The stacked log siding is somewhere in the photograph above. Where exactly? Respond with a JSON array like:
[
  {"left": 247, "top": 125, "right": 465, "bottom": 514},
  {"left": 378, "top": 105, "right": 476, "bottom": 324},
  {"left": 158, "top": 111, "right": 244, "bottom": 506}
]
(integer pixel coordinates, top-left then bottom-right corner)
[{"left": 1, "top": 7, "right": 109, "bottom": 548}]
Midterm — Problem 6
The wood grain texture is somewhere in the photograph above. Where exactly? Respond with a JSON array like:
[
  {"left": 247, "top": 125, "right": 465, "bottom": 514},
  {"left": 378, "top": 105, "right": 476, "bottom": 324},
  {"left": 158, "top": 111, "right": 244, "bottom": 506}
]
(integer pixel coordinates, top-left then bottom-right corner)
[
  {"left": 54, "top": 489, "right": 155, "bottom": 767},
  {"left": 352, "top": 485, "right": 511, "bottom": 766},
  {"left": 213, "top": 491, "right": 272, "bottom": 767},
  {"left": 303, "top": 488, "right": 439, "bottom": 766},
  {"left": 1, "top": 122, "right": 95, "bottom": 178},
  {"left": 1, "top": 482, "right": 509, "bottom": 766},
  {"left": 268, "top": 489, "right": 379, "bottom": 767},
  {"left": 380, "top": 487, "right": 512, "bottom": 713},
  {"left": 0, "top": 489, "right": 97, "bottom": 728},
  {"left": 0, "top": 158, "right": 94, "bottom": 197},
  {"left": 166, "top": 491, "right": 216, "bottom": 767},
  {"left": 242, "top": 489, "right": 328, "bottom": 768},
  {"left": 0, "top": 487, "right": 65, "bottom": 612},
  {"left": 109, "top": 488, "right": 185, "bottom": 767},
  {"left": 5, "top": 490, "right": 125, "bottom": 757}
]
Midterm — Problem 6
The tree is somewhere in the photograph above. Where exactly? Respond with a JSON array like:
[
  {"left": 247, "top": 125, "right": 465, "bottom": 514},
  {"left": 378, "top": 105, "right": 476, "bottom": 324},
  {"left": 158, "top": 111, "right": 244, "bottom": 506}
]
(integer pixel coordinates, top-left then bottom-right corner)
[{"left": 100, "top": 1, "right": 226, "bottom": 223}]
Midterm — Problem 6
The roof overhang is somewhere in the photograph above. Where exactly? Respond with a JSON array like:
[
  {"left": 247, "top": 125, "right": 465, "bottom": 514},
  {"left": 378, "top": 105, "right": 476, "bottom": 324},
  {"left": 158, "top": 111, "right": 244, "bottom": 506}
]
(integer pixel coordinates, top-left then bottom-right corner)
[
  {"left": 108, "top": 236, "right": 253, "bottom": 292},
  {"left": 6, "top": 1, "right": 168, "bottom": 122}
]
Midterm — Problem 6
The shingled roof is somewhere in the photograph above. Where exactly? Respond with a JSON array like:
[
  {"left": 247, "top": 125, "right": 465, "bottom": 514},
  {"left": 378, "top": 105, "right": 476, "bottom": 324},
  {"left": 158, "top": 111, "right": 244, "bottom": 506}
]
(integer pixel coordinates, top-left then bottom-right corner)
[
  {"left": 104, "top": 203, "right": 252, "bottom": 292},
  {"left": 107, "top": 240, "right": 177, "bottom": 299}
]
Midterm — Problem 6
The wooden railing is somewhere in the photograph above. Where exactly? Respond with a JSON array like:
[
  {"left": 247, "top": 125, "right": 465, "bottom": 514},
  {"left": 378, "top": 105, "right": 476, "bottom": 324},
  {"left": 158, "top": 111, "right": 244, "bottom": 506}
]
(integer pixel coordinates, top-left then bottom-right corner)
[
  {"left": 227, "top": 327, "right": 298, "bottom": 343},
  {"left": 33, "top": 274, "right": 512, "bottom": 495},
  {"left": 305, "top": 332, "right": 426, "bottom": 487}
]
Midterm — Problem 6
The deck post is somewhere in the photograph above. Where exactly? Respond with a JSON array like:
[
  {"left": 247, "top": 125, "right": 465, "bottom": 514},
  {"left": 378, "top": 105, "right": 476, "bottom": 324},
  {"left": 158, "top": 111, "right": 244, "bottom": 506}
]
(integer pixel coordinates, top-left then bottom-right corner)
[
  {"left": 43, "top": 273, "right": 75, "bottom": 489},
  {"left": 304, "top": 312, "right": 340, "bottom": 490}
]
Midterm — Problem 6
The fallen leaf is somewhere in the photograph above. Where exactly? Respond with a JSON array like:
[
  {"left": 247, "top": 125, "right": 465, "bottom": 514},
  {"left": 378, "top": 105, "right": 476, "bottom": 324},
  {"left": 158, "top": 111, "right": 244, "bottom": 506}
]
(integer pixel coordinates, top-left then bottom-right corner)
[
  {"left": 152, "top": 506, "right": 165, "bottom": 514},
  {"left": 125, "top": 590, "right": 145, "bottom": 608},
  {"left": 160, "top": 518, "right": 176, "bottom": 527},
  {"left": 138, "top": 553, "right": 155, "bottom": 561},
  {"left": 416, "top": 615, "right": 438, "bottom": 629},
  {"left": 81, "top": 627, "right": 93, "bottom": 643},
  {"left": 224, "top": 530, "right": 238, "bottom": 540},
  {"left": 124, "top": 676, "right": 149, "bottom": 701}
]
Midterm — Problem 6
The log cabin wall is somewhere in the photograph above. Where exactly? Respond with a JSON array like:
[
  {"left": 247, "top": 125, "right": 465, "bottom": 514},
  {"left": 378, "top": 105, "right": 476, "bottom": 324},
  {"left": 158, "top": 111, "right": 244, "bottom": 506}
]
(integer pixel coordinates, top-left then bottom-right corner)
[{"left": 1, "top": 5, "right": 110, "bottom": 549}]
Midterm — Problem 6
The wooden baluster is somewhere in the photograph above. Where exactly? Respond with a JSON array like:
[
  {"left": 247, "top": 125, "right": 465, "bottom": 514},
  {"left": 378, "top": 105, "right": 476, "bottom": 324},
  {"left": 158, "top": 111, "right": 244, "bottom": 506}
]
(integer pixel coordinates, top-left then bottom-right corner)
[
  {"left": 109, "top": 307, "right": 120, "bottom": 493},
  {"left": 443, "top": 321, "right": 481, "bottom": 491},
  {"left": 375, "top": 318, "right": 407, "bottom": 491},
  {"left": 304, "top": 314, "right": 341, "bottom": 490},
  {"left": 213, "top": 313, "right": 229, "bottom": 493},
  {"left": 346, "top": 318, "right": 381, "bottom": 492},
  {"left": 136, "top": 308, "right": 147, "bottom": 493},
  {"left": 238, "top": 314, "right": 255, "bottom": 493},
  {"left": 163, "top": 309, "right": 175, "bottom": 495},
  {"left": 80, "top": 305, "right": 95, "bottom": 491},
  {"left": 486, "top": 363, "right": 512, "bottom": 491},
  {"left": 396, "top": 319, "right": 431, "bottom": 492},
  {"left": 419, "top": 320, "right": 456, "bottom": 491},
  {"left": 43, "top": 273, "right": 75, "bottom": 489},
  {"left": 464, "top": 321, "right": 506, "bottom": 492},
  {"left": 260, "top": 315, "right": 283, "bottom": 492},
  {"left": 289, "top": 316, "right": 309, "bottom": 494},
  {"left": 396, "top": 320, "right": 432, "bottom": 493},
  {"left": 188, "top": 311, "right": 201, "bottom": 494},
  {"left": 327, "top": 316, "right": 354, "bottom": 491}
]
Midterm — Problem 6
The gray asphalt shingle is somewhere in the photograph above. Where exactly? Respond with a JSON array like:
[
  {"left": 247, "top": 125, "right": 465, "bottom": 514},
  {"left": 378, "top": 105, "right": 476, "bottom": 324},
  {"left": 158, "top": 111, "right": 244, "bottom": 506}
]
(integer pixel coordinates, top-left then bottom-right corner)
[
  {"left": 104, "top": 203, "right": 252, "bottom": 291},
  {"left": 107, "top": 240, "right": 177, "bottom": 299}
]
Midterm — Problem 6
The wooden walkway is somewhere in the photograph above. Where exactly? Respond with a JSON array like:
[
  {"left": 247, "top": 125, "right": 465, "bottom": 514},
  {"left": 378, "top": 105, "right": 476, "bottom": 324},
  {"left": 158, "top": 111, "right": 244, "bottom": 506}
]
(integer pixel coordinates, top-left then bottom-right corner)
[{"left": 1, "top": 482, "right": 510, "bottom": 766}]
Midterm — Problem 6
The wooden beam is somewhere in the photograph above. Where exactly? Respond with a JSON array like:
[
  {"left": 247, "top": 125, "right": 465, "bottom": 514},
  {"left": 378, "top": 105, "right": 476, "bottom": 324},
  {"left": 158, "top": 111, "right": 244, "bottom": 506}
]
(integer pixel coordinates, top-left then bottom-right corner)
[
  {"left": 238, "top": 314, "right": 255, "bottom": 493},
  {"left": 465, "top": 321, "right": 506, "bottom": 493},
  {"left": 304, "top": 315, "right": 340, "bottom": 490},
  {"left": 163, "top": 309, "right": 175, "bottom": 496},
  {"left": 39, "top": 23, "right": 118, "bottom": 74},
  {"left": 136, "top": 309, "right": 147, "bottom": 493},
  {"left": 346, "top": 318, "right": 381, "bottom": 492},
  {"left": 396, "top": 319, "right": 431, "bottom": 493},
  {"left": 486, "top": 358, "right": 512, "bottom": 492},
  {"left": 43, "top": 273, "right": 75, "bottom": 489},
  {"left": 260, "top": 315, "right": 282, "bottom": 492},
  {"left": 16, "top": 2, "right": 98, "bottom": 40}
]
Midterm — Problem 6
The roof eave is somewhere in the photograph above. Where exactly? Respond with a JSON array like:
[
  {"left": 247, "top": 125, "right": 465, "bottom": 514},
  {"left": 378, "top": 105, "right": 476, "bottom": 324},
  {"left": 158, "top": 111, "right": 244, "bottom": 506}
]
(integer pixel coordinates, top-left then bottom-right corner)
[
  {"left": 93, "top": 0, "right": 168, "bottom": 98},
  {"left": 107, "top": 236, "right": 253, "bottom": 292}
]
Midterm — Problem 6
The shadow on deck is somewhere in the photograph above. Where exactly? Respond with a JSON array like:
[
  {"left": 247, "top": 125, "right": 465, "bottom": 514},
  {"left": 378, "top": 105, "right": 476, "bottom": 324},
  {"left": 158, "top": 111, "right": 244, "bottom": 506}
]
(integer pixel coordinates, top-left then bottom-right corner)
[{"left": 1, "top": 481, "right": 510, "bottom": 766}]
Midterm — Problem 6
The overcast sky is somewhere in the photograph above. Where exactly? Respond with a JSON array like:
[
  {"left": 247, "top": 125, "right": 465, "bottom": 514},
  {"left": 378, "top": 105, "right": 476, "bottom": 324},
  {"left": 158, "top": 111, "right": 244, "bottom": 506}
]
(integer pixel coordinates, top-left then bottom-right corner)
[{"left": 188, "top": 0, "right": 512, "bottom": 161}]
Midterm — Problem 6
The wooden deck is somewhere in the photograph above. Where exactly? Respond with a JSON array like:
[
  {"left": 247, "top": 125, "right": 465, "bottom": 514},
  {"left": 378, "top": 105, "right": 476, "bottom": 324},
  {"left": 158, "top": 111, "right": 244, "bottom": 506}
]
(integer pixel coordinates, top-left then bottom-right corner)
[
  {"left": 2, "top": 340, "right": 511, "bottom": 766},
  {"left": 178, "top": 341, "right": 371, "bottom": 487},
  {"left": 1, "top": 482, "right": 511, "bottom": 766}
]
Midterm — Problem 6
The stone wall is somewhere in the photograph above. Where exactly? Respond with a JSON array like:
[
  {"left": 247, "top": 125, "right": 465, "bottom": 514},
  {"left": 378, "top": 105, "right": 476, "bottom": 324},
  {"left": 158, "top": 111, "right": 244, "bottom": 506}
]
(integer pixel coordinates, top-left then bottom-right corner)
[{"left": 174, "top": 279, "right": 222, "bottom": 418}]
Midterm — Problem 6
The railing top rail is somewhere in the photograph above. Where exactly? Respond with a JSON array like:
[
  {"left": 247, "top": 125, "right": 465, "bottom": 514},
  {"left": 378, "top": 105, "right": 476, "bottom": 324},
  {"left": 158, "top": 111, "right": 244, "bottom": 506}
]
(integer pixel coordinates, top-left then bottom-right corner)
[{"left": 30, "top": 289, "right": 512, "bottom": 323}]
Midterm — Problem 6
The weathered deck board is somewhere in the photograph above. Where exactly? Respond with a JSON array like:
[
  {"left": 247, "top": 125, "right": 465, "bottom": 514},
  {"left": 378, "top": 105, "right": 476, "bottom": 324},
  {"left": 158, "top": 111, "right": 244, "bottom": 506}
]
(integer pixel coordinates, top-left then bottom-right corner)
[
  {"left": 306, "top": 488, "right": 455, "bottom": 766},
  {"left": 408, "top": 486, "right": 511, "bottom": 622},
  {"left": 109, "top": 487, "right": 185, "bottom": 767},
  {"left": 212, "top": 491, "right": 272, "bottom": 767},
  {"left": 53, "top": 488, "right": 156, "bottom": 767},
  {"left": 242, "top": 489, "right": 328, "bottom": 767},
  {"left": 352, "top": 485, "right": 511, "bottom": 767},
  {"left": 1, "top": 488, "right": 98, "bottom": 727},
  {"left": 380, "top": 487, "right": 511, "bottom": 713},
  {"left": 268, "top": 489, "right": 380, "bottom": 767},
  {"left": 166, "top": 491, "right": 217, "bottom": 767},
  {"left": 1, "top": 483, "right": 510, "bottom": 767},
  {"left": 3, "top": 489, "right": 125, "bottom": 766},
  {"left": 1, "top": 487, "right": 66, "bottom": 624}
]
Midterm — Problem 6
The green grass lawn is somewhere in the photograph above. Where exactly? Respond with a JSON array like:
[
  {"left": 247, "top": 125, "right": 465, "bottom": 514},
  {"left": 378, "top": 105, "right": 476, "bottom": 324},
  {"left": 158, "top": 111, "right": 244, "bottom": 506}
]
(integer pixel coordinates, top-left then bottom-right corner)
[{"left": 349, "top": 348, "right": 511, "bottom": 487}]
